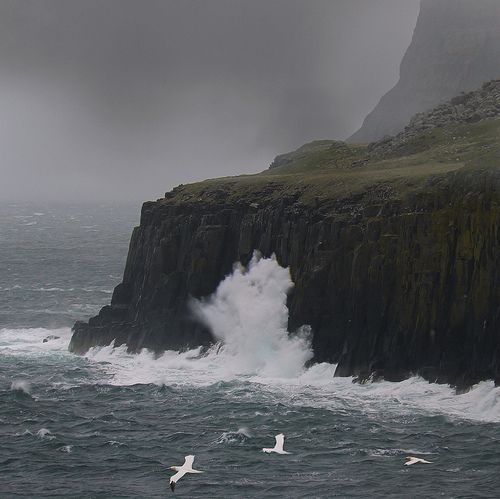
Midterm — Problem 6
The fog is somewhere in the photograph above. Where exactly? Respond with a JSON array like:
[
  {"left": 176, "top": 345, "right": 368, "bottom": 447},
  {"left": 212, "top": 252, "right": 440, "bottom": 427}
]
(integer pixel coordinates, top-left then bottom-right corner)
[{"left": 0, "top": 0, "right": 420, "bottom": 203}]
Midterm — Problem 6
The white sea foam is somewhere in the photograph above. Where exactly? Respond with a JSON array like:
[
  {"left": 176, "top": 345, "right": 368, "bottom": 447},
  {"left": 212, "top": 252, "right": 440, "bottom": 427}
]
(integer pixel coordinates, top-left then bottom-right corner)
[
  {"left": 15, "top": 429, "right": 33, "bottom": 437},
  {"left": 2, "top": 257, "right": 500, "bottom": 424},
  {"left": 10, "top": 380, "right": 32, "bottom": 395},
  {"left": 0, "top": 285, "right": 22, "bottom": 291},
  {"left": 217, "top": 427, "right": 252, "bottom": 444},
  {"left": 83, "top": 256, "right": 500, "bottom": 423},
  {"left": 190, "top": 252, "right": 313, "bottom": 377},
  {"left": 37, "top": 428, "right": 54, "bottom": 440},
  {"left": 278, "top": 368, "right": 500, "bottom": 424},
  {"left": 59, "top": 445, "right": 73, "bottom": 453},
  {"left": 82, "top": 288, "right": 112, "bottom": 294},
  {"left": 368, "top": 448, "right": 434, "bottom": 458},
  {"left": 0, "top": 327, "right": 72, "bottom": 355},
  {"left": 85, "top": 253, "right": 313, "bottom": 384},
  {"left": 106, "top": 440, "right": 126, "bottom": 447}
]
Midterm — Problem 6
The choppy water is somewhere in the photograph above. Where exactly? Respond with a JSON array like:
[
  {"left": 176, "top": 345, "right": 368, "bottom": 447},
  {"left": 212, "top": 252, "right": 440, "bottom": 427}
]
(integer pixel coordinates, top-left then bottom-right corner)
[{"left": 1, "top": 203, "right": 500, "bottom": 498}]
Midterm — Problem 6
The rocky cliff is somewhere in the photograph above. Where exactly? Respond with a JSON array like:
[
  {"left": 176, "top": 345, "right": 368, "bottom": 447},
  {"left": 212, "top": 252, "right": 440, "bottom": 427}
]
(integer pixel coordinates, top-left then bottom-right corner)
[
  {"left": 70, "top": 85, "right": 500, "bottom": 389},
  {"left": 368, "top": 80, "right": 500, "bottom": 159},
  {"left": 349, "top": 0, "right": 500, "bottom": 143}
]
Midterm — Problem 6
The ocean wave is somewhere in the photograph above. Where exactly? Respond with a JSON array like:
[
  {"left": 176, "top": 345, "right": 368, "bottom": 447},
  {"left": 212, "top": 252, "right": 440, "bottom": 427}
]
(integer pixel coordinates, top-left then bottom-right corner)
[
  {"left": 34, "top": 287, "right": 75, "bottom": 292},
  {"left": 10, "top": 380, "right": 32, "bottom": 395},
  {"left": 2, "top": 256, "right": 499, "bottom": 424},
  {"left": 367, "top": 448, "right": 435, "bottom": 458},
  {"left": 83, "top": 254, "right": 500, "bottom": 424},
  {"left": 190, "top": 253, "right": 313, "bottom": 378},
  {"left": 15, "top": 429, "right": 33, "bottom": 437},
  {"left": 0, "top": 285, "right": 22, "bottom": 291},
  {"left": 36, "top": 428, "right": 55, "bottom": 440},
  {"left": 4, "top": 326, "right": 500, "bottom": 423},
  {"left": 82, "top": 288, "right": 113, "bottom": 294},
  {"left": 0, "top": 327, "right": 73, "bottom": 355},
  {"left": 216, "top": 427, "right": 252, "bottom": 445},
  {"left": 106, "top": 440, "right": 126, "bottom": 447},
  {"left": 0, "top": 285, "right": 111, "bottom": 293},
  {"left": 83, "top": 340, "right": 500, "bottom": 424}
]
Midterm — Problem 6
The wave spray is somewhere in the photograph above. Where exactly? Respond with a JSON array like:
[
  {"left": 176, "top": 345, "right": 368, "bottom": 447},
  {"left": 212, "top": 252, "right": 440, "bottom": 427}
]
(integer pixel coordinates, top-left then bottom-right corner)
[{"left": 191, "top": 252, "right": 313, "bottom": 377}]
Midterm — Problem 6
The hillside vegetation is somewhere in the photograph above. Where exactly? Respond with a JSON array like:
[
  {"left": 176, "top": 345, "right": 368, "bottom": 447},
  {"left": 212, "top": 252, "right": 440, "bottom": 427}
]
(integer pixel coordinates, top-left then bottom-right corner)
[{"left": 164, "top": 117, "right": 500, "bottom": 209}]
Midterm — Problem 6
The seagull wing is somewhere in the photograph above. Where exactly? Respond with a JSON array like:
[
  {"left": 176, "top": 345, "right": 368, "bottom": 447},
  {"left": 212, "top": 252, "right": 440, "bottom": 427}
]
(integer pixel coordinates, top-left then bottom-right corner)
[
  {"left": 404, "top": 457, "right": 419, "bottom": 466},
  {"left": 184, "top": 455, "right": 195, "bottom": 468},
  {"left": 274, "top": 434, "right": 285, "bottom": 452},
  {"left": 170, "top": 469, "right": 187, "bottom": 491}
]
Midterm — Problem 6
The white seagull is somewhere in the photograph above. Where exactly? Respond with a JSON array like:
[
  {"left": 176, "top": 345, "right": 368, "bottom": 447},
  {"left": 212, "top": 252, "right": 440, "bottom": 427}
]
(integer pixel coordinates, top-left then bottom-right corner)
[
  {"left": 169, "top": 455, "right": 203, "bottom": 492},
  {"left": 263, "top": 433, "right": 290, "bottom": 455},
  {"left": 404, "top": 456, "right": 433, "bottom": 466}
]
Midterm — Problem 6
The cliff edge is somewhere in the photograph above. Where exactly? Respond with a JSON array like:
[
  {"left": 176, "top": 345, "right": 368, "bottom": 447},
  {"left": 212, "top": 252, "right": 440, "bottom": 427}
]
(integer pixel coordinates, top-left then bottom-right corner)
[{"left": 70, "top": 83, "right": 500, "bottom": 389}]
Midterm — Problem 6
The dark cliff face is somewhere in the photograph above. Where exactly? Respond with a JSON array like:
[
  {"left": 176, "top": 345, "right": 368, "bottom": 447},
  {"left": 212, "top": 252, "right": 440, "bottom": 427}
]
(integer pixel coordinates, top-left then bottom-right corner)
[
  {"left": 70, "top": 163, "right": 500, "bottom": 389},
  {"left": 349, "top": 0, "right": 500, "bottom": 143},
  {"left": 70, "top": 81, "right": 500, "bottom": 389}
]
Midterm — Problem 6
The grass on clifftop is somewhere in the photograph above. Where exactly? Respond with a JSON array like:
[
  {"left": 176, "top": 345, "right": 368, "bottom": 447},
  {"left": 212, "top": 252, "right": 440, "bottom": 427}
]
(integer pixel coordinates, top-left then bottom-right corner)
[{"left": 162, "top": 118, "right": 500, "bottom": 208}]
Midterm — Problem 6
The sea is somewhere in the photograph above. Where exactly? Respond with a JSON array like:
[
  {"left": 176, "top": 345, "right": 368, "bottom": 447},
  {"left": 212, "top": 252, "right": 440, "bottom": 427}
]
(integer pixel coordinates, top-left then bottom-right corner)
[{"left": 1, "top": 202, "right": 500, "bottom": 498}]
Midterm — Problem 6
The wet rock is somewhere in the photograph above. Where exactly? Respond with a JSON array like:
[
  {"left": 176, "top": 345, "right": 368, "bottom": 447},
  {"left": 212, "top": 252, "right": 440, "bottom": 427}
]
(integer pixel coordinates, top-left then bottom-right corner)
[
  {"left": 42, "top": 335, "right": 60, "bottom": 343},
  {"left": 70, "top": 165, "right": 500, "bottom": 389}
]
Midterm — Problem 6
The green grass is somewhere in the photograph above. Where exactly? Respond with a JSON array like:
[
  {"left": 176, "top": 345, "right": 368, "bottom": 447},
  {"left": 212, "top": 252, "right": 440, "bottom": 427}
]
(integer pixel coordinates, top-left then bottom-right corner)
[{"left": 162, "top": 118, "right": 500, "bottom": 209}]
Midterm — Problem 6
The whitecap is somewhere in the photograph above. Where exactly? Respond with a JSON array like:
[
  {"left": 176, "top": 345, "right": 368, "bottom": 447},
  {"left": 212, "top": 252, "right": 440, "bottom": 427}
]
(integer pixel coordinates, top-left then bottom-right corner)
[
  {"left": 37, "top": 428, "right": 54, "bottom": 440},
  {"left": 368, "top": 448, "right": 434, "bottom": 458},
  {"left": 106, "top": 440, "right": 126, "bottom": 447},
  {"left": 0, "top": 327, "right": 72, "bottom": 354},
  {"left": 10, "top": 380, "right": 31, "bottom": 395},
  {"left": 216, "top": 427, "right": 252, "bottom": 444},
  {"left": 0, "top": 285, "right": 23, "bottom": 291},
  {"left": 82, "top": 255, "right": 500, "bottom": 424},
  {"left": 15, "top": 430, "right": 33, "bottom": 437}
]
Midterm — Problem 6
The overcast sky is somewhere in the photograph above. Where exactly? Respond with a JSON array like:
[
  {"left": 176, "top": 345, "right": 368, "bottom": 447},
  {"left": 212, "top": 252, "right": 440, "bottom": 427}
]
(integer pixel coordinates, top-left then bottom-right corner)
[{"left": 0, "top": 0, "right": 420, "bottom": 203}]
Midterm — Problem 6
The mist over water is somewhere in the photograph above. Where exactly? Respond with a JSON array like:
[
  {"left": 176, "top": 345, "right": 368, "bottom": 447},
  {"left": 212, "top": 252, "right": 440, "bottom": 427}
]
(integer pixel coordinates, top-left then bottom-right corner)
[
  {"left": 0, "top": 1, "right": 420, "bottom": 203},
  {"left": 1, "top": 204, "right": 500, "bottom": 497}
]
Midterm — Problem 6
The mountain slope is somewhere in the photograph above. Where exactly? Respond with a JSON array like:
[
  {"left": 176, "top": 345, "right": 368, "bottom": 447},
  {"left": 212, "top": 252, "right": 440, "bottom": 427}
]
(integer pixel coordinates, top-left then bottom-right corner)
[{"left": 349, "top": 0, "right": 500, "bottom": 143}]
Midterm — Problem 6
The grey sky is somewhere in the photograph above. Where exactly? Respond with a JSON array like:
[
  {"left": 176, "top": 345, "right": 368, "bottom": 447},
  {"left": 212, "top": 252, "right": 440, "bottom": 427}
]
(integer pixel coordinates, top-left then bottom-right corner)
[{"left": 0, "top": 0, "right": 420, "bottom": 203}]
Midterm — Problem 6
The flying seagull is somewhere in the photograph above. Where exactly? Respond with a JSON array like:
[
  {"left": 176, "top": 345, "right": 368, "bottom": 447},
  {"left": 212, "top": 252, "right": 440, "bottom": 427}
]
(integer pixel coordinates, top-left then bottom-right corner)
[
  {"left": 263, "top": 433, "right": 290, "bottom": 454},
  {"left": 169, "top": 455, "right": 203, "bottom": 492},
  {"left": 404, "top": 456, "right": 432, "bottom": 466}
]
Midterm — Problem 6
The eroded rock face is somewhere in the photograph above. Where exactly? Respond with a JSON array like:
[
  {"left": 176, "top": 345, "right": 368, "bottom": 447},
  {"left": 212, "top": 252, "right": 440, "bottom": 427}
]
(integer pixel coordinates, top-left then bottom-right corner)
[
  {"left": 70, "top": 167, "right": 500, "bottom": 389},
  {"left": 368, "top": 80, "right": 500, "bottom": 159},
  {"left": 349, "top": 0, "right": 500, "bottom": 143}
]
